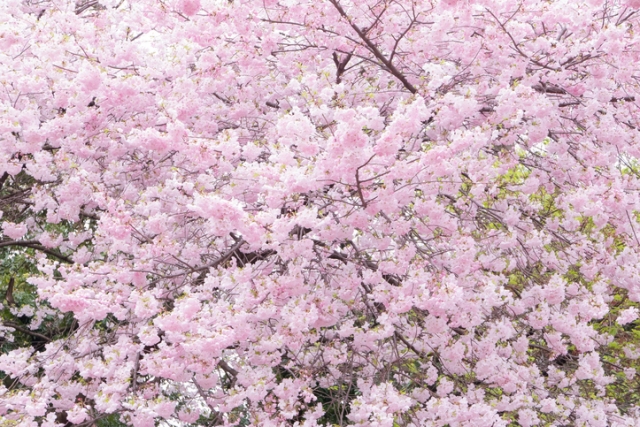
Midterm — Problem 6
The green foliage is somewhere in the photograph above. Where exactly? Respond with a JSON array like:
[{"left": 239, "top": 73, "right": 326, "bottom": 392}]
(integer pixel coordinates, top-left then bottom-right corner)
[
  {"left": 95, "top": 414, "right": 129, "bottom": 427},
  {"left": 314, "top": 381, "right": 359, "bottom": 426}
]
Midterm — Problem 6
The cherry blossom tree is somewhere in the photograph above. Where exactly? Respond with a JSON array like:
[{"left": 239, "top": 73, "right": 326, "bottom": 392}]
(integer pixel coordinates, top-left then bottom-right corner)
[{"left": 2, "top": 0, "right": 640, "bottom": 425}]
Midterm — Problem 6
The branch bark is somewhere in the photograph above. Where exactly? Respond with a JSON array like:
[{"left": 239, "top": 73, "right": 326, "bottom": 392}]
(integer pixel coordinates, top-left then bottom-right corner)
[
  {"left": 0, "top": 239, "right": 74, "bottom": 264},
  {"left": 3, "top": 321, "right": 52, "bottom": 343},
  {"left": 328, "top": 0, "right": 418, "bottom": 94}
]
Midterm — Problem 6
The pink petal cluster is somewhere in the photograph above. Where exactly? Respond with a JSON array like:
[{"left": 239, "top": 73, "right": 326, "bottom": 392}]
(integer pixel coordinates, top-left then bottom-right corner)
[{"left": 1, "top": 0, "right": 640, "bottom": 426}]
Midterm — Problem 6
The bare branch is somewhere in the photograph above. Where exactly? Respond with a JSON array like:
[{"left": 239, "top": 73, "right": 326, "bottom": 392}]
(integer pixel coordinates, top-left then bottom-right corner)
[
  {"left": 328, "top": 0, "right": 418, "bottom": 94},
  {"left": 3, "top": 321, "right": 52, "bottom": 343}
]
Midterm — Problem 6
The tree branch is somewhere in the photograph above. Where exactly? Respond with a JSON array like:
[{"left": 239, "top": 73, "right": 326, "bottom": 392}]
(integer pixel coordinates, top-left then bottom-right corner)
[
  {"left": 328, "top": 0, "right": 417, "bottom": 94},
  {"left": 0, "top": 240, "right": 74, "bottom": 264},
  {"left": 3, "top": 321, "right": 52, "bottom": 343},
  {"left": 149, "top": 238, "right": 246, "bottom": 285}
]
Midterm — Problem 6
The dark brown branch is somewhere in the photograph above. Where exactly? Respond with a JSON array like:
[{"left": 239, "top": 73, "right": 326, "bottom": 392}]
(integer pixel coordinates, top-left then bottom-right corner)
[
  {"left": 75, "top": 1, "right": 100, "bottom": 15},
  {"left": 0, "top": 239, "right": 41, "bottom": 248},
  {"left": 218, "top": 359, "right": 238, "bottom": 378},
  {"left": 354, "top": 154, "right": 378, "bottom": 208},
  {"left": 531, "top": 84, "right": 566, "bottom": 94},
  {"left": 611, "top": 96, "right": 635, "bottom": 103},
  {"left": 558, "top": 96, "right": 634, "bottom": 108},
  {"left": 131, "top": 352, "right": 141, "bottom": 392},
  {"left": 0, "top": 240, "right": 73, "bottom": 264},
  {"left": 328, "top": 0, "right": 417, "bottom": 94},
  {"left": 394, "top": 331, "right": 426, "bottom": 358},
  {"left": 149, "top": 238, "right": 246, "bottom": 285},
  {"left": 332, "top": 52, "right": 353, "bottom": 84},
  {"left": 389, "top": 18, "right": 415, "bottom": 64},
  {"left": 213, "top": 92, "right": 232, "bottom": 105},
  {"left": 0, "top": 172, "right": 8, "bottom": 191},
  {"left": 3, "top": 321, "right": 52, "bottom": 343},
  {"left": 487, "top": 7, "right": 561, "bottom": 72},
  {"left": 5, "top": 277, "right": 15, "bottom": 306}
]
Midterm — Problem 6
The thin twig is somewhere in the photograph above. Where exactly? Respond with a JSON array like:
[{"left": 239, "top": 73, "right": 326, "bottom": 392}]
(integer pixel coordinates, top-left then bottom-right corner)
[
  {"left": 328, "top": 0, "right": 418, "bottom": 94},
  {"left": 626, "top": 210, "right": 640, "bottom": 246},
  {"left": 148, "top": 238, "right": 246, "bottom": 285}
]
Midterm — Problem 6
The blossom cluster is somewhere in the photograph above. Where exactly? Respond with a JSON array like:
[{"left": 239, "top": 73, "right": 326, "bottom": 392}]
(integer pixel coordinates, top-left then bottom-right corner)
[{"left": 1, "top": 0, "right": 640, "bottom": 426}]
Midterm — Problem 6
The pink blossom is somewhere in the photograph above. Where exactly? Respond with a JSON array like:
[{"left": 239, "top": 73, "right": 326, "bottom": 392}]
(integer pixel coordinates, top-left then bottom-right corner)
[
  {"left": 3, "top": 0, "right": 640, "bottom": 425},
  {"left": 66, "top": 406, "right": 88, "bottom": 424},
  {"left": 518, "top": 408, "right": 540, "bottom": 427},
  {"left": 437, "top": 378, "right": 454, "bottom": 397},
  {"left": 133, "top": 291, "right": 161, "bottom": 319},
  {"left": 177, "top": 409, "right": 200, "bottom": 423},
  {"left": 176, "top": 0, "right": 200, "bottom": 16},
  {"left": 617, "top": 307, "right": 639, "bottom": 325},
  {"left": 627, "top": 0, "right": 640, "bottom": 9},
  {"left": 153, "top": 401, "right": 176, "bottom": 419},
  {"left": 2, "top": 222, "right": 27, "bottom": 240},
  {"left": 76, "top": 64, "right": 101, "bottom": 92}
]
